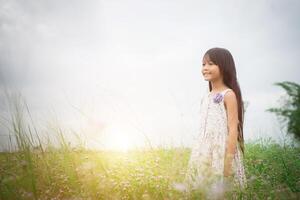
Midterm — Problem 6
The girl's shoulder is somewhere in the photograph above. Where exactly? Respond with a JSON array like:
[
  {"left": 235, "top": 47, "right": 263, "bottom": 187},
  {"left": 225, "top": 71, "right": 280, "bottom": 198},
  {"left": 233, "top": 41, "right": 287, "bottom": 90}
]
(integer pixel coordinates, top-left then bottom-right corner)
[{"left": 221, "top": 88, "right": 233, "bottom": 96}]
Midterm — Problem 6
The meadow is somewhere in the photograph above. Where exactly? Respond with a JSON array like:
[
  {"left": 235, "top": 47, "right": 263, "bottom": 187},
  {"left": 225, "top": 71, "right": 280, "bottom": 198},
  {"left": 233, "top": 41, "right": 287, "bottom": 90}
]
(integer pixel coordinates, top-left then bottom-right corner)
[
  {"left": 0, "top": 136, "right": 299, "bottom": 200},
  {"left": 0, "top": 96, "right": 299, "bottom": 199}
]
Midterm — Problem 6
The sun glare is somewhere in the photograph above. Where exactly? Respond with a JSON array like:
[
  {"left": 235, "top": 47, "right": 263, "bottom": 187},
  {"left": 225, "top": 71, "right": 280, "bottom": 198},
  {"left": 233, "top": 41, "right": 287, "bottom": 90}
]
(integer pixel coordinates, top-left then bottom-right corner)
[{"left": 103, "top": 126, "right": 136, "bottom": 152}]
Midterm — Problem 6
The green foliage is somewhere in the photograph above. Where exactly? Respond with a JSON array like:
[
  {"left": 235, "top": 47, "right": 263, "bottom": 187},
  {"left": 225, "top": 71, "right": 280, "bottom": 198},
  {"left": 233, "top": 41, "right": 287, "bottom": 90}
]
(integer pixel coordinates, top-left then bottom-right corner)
[
  {"left": 244, "top": 137, "right": 300, "bottom": 199},
  {"left": 266, "top": 81, "right": 300, "bottom": 141}
]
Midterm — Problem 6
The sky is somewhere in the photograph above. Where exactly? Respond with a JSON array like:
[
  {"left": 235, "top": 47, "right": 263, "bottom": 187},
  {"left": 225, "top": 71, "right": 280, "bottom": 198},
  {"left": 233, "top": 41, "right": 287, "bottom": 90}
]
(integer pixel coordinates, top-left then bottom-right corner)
[{"left": 0, "top": 0, "right": 300, "bottom": 151}]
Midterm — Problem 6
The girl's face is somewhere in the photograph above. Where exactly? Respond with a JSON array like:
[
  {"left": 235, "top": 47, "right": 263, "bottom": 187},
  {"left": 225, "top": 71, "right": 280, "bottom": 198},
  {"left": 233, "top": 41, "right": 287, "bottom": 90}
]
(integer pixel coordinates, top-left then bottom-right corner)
[{"left": 201, "top": 56, "right": 222, "bottom": 81}]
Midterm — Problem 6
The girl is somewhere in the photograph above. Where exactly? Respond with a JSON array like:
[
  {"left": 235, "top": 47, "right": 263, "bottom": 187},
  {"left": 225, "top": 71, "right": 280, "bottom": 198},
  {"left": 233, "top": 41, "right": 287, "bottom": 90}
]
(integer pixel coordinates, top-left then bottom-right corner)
[{"left": 183, "top": 47, "right": 247, "bottom": 199}]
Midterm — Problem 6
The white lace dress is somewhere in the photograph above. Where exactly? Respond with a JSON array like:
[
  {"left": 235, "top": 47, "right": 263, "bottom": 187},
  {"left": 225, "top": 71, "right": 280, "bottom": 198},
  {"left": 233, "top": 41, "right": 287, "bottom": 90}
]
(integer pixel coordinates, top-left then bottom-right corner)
[{"left": 183, "top": 88, "right": 247, "bottom": 198}]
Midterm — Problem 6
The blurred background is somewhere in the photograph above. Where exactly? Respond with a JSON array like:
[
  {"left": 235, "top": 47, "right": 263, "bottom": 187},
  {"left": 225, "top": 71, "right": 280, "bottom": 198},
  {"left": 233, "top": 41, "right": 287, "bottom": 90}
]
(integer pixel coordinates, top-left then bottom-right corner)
[{"left": 1, "top": 0, "right": 299, "bottom": 151}]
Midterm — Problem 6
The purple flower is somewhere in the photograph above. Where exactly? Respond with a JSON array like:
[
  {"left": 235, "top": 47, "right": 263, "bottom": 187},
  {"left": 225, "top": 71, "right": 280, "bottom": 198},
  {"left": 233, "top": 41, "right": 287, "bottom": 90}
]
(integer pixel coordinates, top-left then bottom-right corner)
[{"left": 213, "top": 93, "right": 223, "bottom": 103}]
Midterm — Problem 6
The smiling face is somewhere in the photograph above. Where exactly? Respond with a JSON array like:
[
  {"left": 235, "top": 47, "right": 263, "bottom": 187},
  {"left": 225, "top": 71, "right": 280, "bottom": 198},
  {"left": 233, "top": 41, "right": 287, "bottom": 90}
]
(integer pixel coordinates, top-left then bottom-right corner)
[{"left": 201, "top": 54, "right": 223, "bottom": 81}]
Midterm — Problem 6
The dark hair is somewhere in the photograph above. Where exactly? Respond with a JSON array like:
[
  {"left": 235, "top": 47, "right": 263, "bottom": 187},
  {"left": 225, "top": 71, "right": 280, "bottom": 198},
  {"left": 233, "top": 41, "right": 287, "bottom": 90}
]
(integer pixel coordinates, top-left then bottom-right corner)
[{"left": 203, "top": 47, "right": 245, "bottom": 155}]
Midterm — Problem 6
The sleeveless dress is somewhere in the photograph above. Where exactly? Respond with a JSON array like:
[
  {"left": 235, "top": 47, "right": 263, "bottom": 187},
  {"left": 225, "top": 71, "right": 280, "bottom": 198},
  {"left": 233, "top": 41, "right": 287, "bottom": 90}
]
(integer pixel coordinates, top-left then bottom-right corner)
[{"left": 183, "top": 88, "right": 247, "bottom": 198}]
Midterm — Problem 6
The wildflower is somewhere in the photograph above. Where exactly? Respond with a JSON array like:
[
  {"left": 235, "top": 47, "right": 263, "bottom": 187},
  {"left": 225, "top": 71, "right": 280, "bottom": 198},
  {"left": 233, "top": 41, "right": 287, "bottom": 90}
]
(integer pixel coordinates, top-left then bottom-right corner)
[
  {"left": 172, "top": 182, "right": 188, "bottom": 192},
  {"left": 213, "top": 93, "right": 223, "bottom": 104},
  {"left": 157, "top": 175, "right": 163, "bottom": 179},
  {"left": 142, "top": 192, "right": 151, "bottom": 200}
]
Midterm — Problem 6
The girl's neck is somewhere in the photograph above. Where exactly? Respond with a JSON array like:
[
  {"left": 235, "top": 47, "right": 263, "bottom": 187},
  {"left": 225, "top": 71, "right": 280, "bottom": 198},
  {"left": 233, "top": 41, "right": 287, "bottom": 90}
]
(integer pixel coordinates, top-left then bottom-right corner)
[{"left": 210, "top": 80, "right": 228, "bottom": 94}]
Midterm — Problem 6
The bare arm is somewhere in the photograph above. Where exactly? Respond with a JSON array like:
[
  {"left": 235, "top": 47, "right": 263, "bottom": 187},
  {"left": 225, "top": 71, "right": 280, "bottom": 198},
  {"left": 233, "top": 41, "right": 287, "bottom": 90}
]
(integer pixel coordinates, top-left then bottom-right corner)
[{"left": 223, "top": 90, "right": 239, "bottom": 177}]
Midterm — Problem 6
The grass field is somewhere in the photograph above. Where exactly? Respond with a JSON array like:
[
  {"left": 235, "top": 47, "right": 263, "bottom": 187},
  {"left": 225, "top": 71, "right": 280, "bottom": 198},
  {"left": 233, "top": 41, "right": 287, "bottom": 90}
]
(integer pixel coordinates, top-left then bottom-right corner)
[{"left": 0, "top": 137, "right": 299, "bottom": 200}]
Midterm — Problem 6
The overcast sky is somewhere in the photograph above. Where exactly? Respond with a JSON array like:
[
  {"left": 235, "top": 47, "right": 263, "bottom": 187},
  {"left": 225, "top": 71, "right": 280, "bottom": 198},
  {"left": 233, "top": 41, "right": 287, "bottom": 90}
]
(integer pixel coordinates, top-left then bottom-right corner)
[{"left": 1, "top": 0, "right": 299, "bottom": 151}]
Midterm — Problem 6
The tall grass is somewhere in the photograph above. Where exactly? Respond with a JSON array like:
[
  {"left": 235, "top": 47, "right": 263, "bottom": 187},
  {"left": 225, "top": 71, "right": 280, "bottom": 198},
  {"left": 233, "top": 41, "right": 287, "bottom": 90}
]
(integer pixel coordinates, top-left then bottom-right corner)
[{"left": 0, "top": 93, "right": 299, "bottom": 199}]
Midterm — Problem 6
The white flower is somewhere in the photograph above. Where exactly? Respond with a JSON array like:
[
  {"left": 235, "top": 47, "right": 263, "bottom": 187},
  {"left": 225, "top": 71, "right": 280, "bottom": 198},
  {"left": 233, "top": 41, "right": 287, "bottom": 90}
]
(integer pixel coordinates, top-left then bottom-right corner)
[{"left": 172, "top": 182, "right": 188, "bottom": 192}]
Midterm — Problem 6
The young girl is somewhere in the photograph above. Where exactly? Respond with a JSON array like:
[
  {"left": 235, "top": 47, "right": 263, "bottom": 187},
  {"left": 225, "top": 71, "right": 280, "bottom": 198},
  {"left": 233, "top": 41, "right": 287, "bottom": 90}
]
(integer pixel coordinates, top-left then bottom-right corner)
[{"left": 183, "top": 47, "right": 247, "bottom": 199}]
